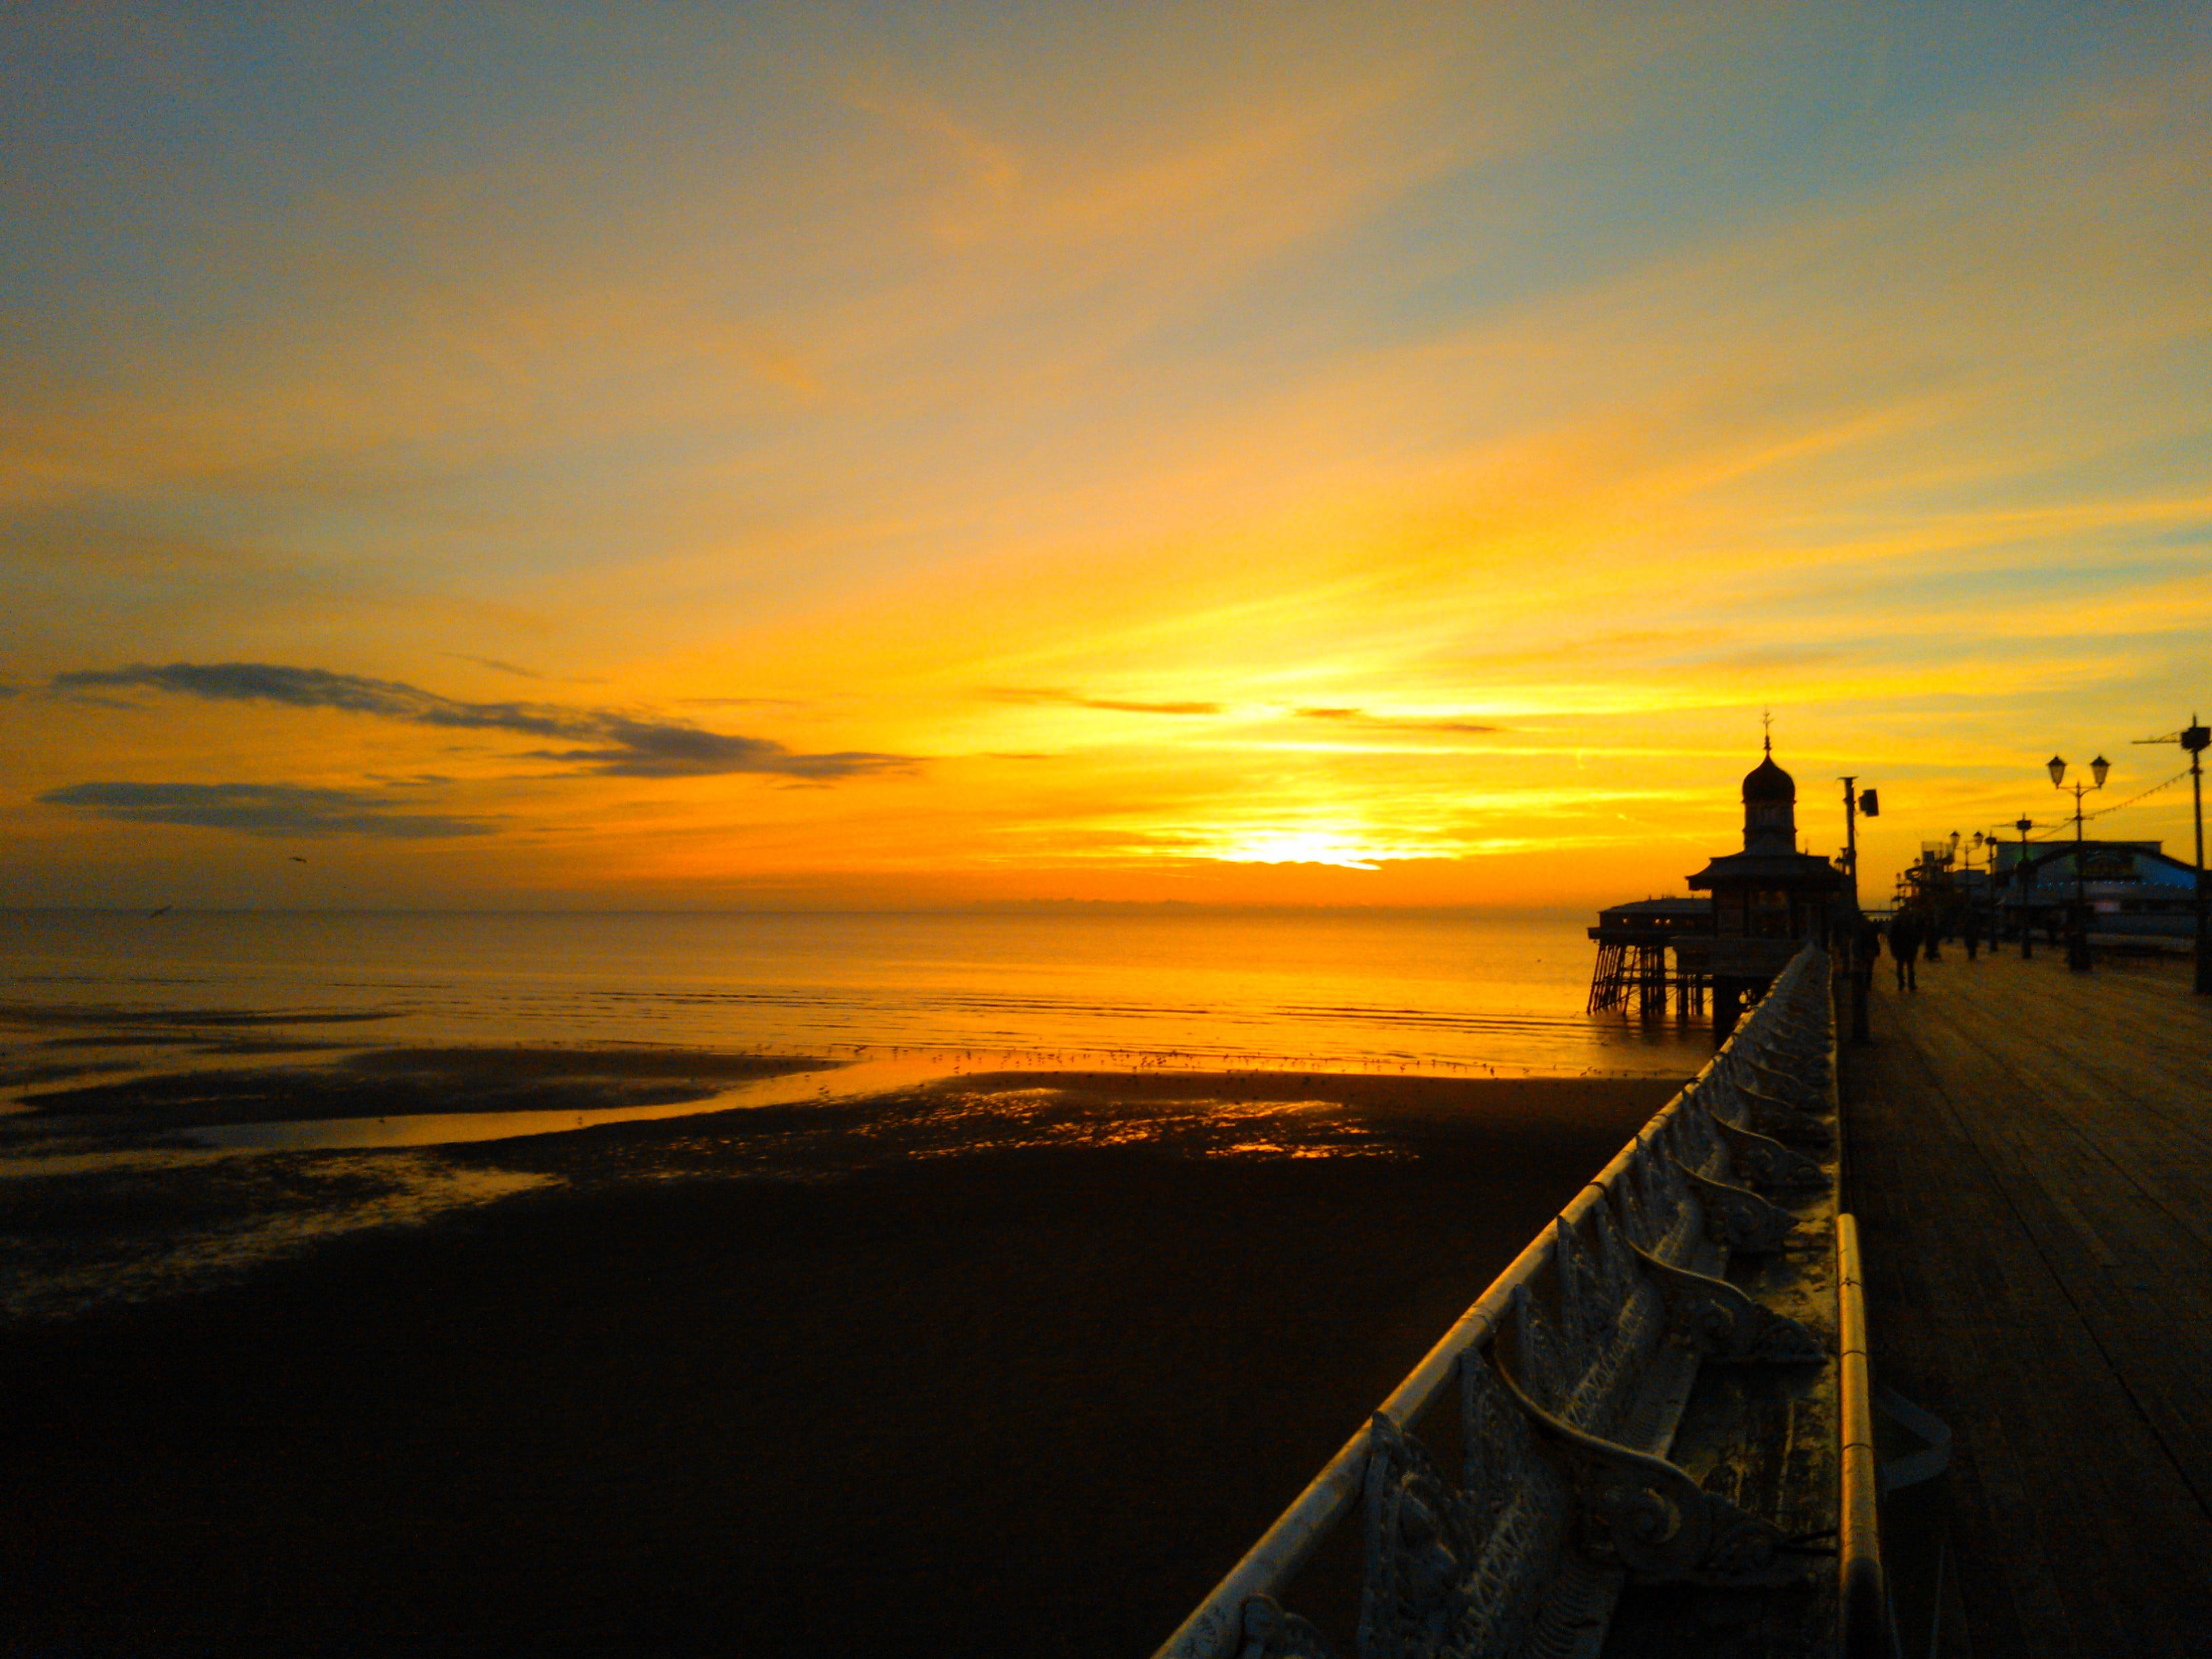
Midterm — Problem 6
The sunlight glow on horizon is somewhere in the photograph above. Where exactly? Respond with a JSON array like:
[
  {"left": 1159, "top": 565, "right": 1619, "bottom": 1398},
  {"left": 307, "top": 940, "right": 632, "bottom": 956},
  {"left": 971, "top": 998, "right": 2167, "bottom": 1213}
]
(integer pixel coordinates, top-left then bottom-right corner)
[{"left": 3, "top": 2, "right": 2208, "bottom": 911}]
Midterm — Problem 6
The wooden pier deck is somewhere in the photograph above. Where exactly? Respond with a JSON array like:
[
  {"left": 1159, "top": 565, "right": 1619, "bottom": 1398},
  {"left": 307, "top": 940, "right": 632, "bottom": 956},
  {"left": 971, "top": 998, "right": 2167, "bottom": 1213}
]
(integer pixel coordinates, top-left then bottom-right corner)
[{"left": 1843, "top": 946, "right": 2212, "bottom": 1656}]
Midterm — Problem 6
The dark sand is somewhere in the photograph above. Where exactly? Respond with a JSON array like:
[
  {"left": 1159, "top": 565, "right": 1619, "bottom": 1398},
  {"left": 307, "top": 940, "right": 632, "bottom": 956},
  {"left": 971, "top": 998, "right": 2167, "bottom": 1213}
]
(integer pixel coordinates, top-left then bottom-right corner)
[{"left": 0, "top": 1070, "right": 1682, "bottom": 1659}]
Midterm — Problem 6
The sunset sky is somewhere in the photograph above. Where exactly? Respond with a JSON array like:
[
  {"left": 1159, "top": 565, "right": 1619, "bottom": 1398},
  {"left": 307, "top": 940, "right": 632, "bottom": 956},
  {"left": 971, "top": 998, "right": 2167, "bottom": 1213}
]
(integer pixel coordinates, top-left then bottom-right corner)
[{"left": 5, "top": 1, "right": 2208, "bottom": 910}]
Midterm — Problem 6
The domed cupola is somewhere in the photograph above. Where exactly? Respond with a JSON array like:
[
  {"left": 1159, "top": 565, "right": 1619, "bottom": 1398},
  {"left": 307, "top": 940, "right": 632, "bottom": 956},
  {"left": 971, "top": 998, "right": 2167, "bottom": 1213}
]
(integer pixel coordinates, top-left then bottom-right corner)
[
  {"left": 1740, "top": 741, "right": 1797, "bottom": 853},
  {"left": 1742, "top": 753, "right": 1794, "bottom": 803}
]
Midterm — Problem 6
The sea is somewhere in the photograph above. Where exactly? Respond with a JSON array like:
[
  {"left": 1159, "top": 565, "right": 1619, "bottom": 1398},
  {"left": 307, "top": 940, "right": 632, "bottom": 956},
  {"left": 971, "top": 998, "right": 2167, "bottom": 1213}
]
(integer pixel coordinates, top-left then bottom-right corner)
[
  {"left": 4, "top": 905, "right": 1708, "bottom": 1078},
  {"left": 3, "top": 905, "right": 1718, "bottom": 1322}
]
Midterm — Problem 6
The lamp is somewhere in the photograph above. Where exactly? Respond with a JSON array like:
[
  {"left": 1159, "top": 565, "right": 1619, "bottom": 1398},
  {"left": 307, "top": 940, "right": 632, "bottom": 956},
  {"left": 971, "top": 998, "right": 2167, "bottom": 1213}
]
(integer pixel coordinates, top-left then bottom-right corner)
[{"left": 2049, "top": 750, "right": 2110, "bottom": 970}]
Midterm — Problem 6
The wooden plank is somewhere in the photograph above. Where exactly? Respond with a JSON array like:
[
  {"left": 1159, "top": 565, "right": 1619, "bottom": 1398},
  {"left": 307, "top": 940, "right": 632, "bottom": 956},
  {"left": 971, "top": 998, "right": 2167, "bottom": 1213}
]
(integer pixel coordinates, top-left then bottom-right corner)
[
  {"left": 1933, "top": 983, "right": 2212, "bottom": 1164},
  {"left": 1843, "top": 954, "right": 2212, "bottom": 1656},
  {"left": 1888, "top": 982, "right": 2212, "bottom": 1500},
  {"left": 1848, "top": 1118, "right": 2070, "bottom": 1652}
]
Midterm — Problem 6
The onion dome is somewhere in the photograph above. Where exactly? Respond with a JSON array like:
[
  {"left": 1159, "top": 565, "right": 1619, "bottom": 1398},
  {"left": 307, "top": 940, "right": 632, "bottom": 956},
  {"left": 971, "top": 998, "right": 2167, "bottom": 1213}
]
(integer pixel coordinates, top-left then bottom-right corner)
[{"left": 1742, "top": 753, "right": 1795, "bottom": 804}]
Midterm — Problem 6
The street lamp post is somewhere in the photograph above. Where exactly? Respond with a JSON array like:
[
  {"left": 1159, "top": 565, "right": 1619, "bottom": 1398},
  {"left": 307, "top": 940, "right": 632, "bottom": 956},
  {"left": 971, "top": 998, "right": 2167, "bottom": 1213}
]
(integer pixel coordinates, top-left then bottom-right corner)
[
  {"left": 2047, "top": 753, "right": 2111, "bottom": 972},
  {"left": 1839, "top": 777, "right": 1862, "bottom": 912},
  {"left": 1986, "top": 830, "right": 2009, "bottom": 943},
  {"left": 1839, "top": 776, "right": 1868, "bottom": 1042},
  {"left": 2015, "top": 816, "right": 2036, "bottom": 960},
  {"left": 2188, "top": 720, "right": 2210, "bottom": 996},
  {"left": 1948, "top": 830, "right": 1962, "bottom": 943},
  {"left": 1982, "top": 832, "right": 1999, "bottom": 946},
  {"left": 2129, "top": 716, "right": 2210, "bottom": 996}
]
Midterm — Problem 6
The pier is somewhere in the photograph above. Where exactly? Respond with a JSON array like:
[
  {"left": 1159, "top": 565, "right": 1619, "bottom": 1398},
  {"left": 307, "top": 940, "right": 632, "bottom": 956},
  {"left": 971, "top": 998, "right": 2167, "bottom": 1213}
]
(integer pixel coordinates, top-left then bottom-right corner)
[
  {"left": 1155, "top": 945, "right": 1849, "bottom": 1658},
  {"left": 1586, "top": 898, "right": 1713, "bottom": 1018},
  {"left": 1160, "top": 735, "right": 2210, "bottom": 1656},
  {"left": 1156, "top": 928, "right": 2212, "bottom": 1655},
  {"left": 1845, "top": 947, "right": 2212, "bottom": 1652}
]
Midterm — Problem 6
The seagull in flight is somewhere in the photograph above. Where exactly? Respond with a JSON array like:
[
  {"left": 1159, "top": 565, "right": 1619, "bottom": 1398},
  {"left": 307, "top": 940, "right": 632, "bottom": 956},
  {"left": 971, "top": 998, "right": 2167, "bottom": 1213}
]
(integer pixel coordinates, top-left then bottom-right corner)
[
  {"left": 147, "top": 905, "right": 171, "bottom": 918},
  {"left": 288, "top": 855, "right": 308, "bottom": 863}
]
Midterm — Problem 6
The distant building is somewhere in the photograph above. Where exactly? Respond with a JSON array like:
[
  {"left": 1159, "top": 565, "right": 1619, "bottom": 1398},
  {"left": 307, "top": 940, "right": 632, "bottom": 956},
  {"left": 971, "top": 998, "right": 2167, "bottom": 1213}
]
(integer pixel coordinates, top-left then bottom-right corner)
[{"left": 1991, "top": 839, "right": 2199, "bottom": 940}]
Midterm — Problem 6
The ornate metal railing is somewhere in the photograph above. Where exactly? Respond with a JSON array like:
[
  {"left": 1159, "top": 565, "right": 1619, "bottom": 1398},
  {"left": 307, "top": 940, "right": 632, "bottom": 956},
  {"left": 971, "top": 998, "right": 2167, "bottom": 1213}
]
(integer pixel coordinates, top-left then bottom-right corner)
[{"left": 1155, "top": 941, "right": 1838, "bottom": 1659}]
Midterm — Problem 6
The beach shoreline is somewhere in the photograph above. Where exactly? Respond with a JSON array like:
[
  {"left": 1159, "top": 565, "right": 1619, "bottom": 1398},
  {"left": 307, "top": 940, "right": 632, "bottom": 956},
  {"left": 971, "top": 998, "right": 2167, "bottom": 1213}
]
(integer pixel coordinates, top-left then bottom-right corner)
[{"left": 1, "top": 1063, "right": 1687, "bottom": 1658}]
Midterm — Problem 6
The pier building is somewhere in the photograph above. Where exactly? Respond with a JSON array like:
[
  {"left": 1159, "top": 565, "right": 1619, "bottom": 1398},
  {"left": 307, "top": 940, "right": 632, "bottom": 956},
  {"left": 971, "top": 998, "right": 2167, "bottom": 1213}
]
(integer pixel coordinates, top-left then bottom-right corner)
[
  {"left": 1685, "top": 743, "right": 1844, "bottom": 1032},
  {"left": 1589, "top": 743, "right": 1844, "bottom": 1029}
]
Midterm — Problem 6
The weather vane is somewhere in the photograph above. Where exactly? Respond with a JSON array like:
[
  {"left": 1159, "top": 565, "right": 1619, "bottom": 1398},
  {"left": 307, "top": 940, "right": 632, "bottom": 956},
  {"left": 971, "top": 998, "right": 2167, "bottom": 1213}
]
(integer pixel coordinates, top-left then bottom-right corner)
[{"left": 1761, "top": 708, "right": 1773, "bottom": 754}]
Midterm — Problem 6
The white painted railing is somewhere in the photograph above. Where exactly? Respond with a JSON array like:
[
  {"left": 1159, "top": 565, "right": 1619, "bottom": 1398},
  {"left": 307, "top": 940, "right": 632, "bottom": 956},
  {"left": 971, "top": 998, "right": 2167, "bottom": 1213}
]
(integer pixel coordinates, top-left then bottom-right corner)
[{"left": 1153, "top": 941, "right": 1837, "bottom": 1659}]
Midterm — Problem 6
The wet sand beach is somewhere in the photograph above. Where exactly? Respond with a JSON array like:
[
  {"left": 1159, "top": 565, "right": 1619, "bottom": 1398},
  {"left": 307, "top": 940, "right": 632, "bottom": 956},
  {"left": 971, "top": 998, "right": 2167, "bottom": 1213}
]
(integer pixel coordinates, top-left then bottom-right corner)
[
  {"left": 6, "top": 1027, "right": 840, "bottom": 1133},
  {"left": 1, "top": 1063, "right": 1683, "bottom": 1658}
]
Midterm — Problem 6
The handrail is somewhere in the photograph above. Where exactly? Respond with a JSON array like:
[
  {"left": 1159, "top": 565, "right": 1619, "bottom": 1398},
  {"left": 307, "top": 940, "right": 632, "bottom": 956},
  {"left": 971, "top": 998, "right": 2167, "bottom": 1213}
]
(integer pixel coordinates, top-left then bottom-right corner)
[
  {"left": 1837, "top": 1212, "right": 1890, "bottom": 1656},
  {"left": 1148, "top": 1118, "right": 1685, "bottom": 1659},
  {"left": 1153, "top": 942, "right": 1831, "bottom": 1659}
]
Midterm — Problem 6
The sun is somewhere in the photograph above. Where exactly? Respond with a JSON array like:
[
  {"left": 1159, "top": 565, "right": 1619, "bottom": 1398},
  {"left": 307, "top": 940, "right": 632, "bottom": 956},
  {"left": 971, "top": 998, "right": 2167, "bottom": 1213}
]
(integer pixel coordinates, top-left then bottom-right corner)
[{"left": 1203, "top": 828, "right": 1393, "bottom": 869}]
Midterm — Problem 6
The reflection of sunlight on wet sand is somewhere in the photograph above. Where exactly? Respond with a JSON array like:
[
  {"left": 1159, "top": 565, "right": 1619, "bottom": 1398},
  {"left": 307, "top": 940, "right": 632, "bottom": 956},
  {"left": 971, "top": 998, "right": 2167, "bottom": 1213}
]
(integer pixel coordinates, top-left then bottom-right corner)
[
  {"left": 0, "top": 1153, "right": 553, "bottom": 1322},
  {"left": 870, "top": 1087, "right": 1401, "bottom": 1162},
  {"left": 182, "top": 1052, "right": 949, "bottom": 1150},
  {"left": 167, "top": 1034, "right": 1637, "bottom": 1153},
  {"left": 182, "top": 1067, "right": 1412, "bottom": 1157},
  {"left": 0, "top": 1145, "right": 249, "bottom": 1179}
]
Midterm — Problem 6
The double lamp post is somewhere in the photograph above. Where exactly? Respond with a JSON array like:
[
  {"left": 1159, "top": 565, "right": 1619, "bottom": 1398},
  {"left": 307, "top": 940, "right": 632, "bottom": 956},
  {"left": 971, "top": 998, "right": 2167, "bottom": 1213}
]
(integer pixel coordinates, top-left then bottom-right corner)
[
  {"left": 2047, "top": 753, "right": 2110, "bottom": 971},
  {"left": 2011, "top": 729, "right": 2211, "bottom": 992},
  {"left": 2002, "top": 754, "right": 2108, "bottom": 970}
]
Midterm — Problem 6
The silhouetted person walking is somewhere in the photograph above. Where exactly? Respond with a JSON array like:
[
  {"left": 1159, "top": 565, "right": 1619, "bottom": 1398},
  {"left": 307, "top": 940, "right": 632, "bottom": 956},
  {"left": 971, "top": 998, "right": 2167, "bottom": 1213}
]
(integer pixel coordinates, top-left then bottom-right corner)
[
  {"left": 1851, "top": 913, "right": 1881, "bottom": 1040},
  {"left": 1963, "top": 907, "right": 1984, "bottom": 962},
  {"left": 1888, "top": 913, "right": 1921, "bottom": 990}
]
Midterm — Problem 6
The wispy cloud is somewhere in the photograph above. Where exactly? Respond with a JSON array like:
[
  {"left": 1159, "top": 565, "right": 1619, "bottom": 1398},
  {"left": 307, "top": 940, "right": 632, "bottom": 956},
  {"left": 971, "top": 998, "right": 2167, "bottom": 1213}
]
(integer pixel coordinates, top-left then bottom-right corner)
[
  {"left": 676, "top": 695, "right": 811, "bottom": 711},
  {"left": 37, "top": 782, "right": 497, "bottom": 839},
  {"left": 49, "top": 663, "right": 914, "bottom": 780},
  {"left": 1293, "top": 706, "right": 1500, "bottom": 734},
  {"left": 441, "top": 654, "right": 549, "bottom": 681},
  {"left": 985, "top": 687, "right": 1223, "bottom": 716}
]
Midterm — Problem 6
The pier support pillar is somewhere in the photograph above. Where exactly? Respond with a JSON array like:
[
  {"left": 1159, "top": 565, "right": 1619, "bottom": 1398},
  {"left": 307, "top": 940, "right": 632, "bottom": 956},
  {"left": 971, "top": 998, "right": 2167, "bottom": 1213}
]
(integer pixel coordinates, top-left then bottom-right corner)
[{"left": 1714, "top": 978, "right": 1748, "bottom": 1042}]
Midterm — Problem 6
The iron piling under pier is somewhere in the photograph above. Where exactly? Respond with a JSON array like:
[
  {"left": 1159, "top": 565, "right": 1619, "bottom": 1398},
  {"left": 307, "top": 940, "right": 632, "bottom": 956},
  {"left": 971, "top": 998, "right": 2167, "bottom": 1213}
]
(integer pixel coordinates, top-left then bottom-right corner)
[{"left": 1588, "top": 899, "right": 1713, "bottom": 1019}]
